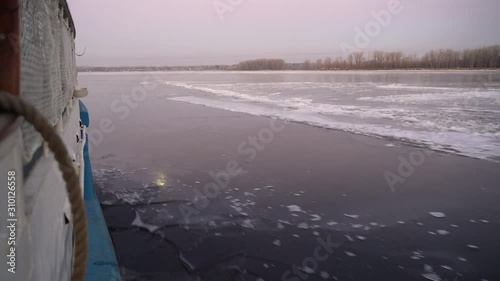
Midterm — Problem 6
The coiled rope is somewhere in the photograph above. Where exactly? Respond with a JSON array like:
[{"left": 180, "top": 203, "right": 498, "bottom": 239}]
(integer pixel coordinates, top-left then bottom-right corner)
[{"left": 0, "top": 92, "right": 87, "bottom": 281}]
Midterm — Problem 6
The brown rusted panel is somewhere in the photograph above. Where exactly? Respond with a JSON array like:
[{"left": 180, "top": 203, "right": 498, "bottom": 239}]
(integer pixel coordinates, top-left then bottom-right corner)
[{"left": 0, "top": 0, "right": 20, "bottom": 96}]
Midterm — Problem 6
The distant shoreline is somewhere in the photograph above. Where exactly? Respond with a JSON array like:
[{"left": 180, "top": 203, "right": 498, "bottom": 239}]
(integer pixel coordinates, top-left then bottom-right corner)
[
  {"left": 77, "top": 68, "right": 500, "bottom": 73},
  {"left": 78, "top": 45, "right": 500, "bottom": 72}
]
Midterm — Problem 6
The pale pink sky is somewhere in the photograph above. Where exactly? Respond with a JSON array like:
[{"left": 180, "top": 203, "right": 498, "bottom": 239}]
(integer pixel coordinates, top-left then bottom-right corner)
[{"left": 68, "top": 0, "right": 500, "bottom": 66}]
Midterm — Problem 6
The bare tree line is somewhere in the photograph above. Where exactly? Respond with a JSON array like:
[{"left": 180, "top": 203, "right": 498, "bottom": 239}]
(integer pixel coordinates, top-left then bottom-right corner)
[
  {"left": 303, "top": 45, "right": 500, "bottom": 70},
  {"left": 233, "top": 59, "right": 286, "bottom": 70},
  {"left": 78, "top": 45, "right": 500, "bottom": 72}
]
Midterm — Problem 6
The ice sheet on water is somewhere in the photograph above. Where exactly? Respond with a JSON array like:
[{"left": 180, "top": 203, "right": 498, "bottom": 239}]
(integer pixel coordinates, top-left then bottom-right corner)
[{"left": 167, "top": 78, "right": 500, "bottom": 162}]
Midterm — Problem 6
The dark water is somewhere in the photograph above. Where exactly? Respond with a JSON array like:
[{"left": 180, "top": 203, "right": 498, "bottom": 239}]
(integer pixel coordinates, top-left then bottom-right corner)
[{"left": 80, "top": 71, "right": 500, "bottom": 281}]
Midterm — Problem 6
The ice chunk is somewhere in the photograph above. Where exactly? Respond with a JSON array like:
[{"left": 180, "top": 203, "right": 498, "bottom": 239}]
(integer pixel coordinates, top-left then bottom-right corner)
[
  {"left": 421, "top": 273, "right": 442, "bottom": 281},
  {"left": 297, "top": 222, "right": 309, "bottom": 229},
  {"left": 344, "top": 213, "right": 359, "bottom": 219},
  {"left": 345, "top": 234, "right": 355, "bottom": 242},
  {"left": 302, "top": 266, "right": 314, "bottom": 274},
  {"left": 310, "top": 214, "right": 322, "bottom": 221},
  {"left": 429, "top": 212, "right": 446, "bottom": 218},
  {"left": 241, "top": 219, "right": 255, "bottom": 229},
  {"left": 436, "top": 230, "right": 450, "bottom": 235},
  {"left": 272, "top": 239, "right": 281, "bottom": 246},
  {"left": 440, "top": 265, "right": 453, "bottom": 271},
  {"left": 345, "top": 251, "right": 356, "bottom": 257},
  {"left": 424, "top": 264, "right": 433, "bottom": 272},
  {"left": 287, "top": 205, "right": 303, "bottom": 212},
  {"left": 320, "top": 271, "right": 330, "bottom": 279}
]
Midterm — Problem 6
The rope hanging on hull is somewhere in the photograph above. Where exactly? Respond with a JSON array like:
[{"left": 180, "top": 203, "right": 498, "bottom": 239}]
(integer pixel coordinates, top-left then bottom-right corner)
[{"left": 0, "top": 91, "right": 88, "bottom": 281}]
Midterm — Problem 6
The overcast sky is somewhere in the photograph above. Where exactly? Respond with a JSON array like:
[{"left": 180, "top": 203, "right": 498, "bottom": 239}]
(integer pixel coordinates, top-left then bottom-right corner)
[{"left": 68, "top": 0, "right": 500, "bottom": 66}]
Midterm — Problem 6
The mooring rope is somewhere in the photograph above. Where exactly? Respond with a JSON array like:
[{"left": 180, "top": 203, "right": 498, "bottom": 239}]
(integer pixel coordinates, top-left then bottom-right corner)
[{"left": 0, "top": 92, "right": 87, "bottom": 281}]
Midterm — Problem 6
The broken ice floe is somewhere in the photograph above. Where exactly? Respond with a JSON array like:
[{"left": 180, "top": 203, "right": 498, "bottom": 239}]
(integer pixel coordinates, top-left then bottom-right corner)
[{"left": 131, "top": 211, "right": 160, "bottom": 233}]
